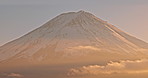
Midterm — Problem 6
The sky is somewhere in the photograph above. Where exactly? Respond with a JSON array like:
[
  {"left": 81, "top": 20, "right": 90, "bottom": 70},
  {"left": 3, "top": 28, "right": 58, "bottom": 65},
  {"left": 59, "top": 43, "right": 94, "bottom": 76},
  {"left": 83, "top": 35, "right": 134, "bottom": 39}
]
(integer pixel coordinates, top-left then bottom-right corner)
[{"left": 0, "top": 0, "right": 148, "bottom": 46}]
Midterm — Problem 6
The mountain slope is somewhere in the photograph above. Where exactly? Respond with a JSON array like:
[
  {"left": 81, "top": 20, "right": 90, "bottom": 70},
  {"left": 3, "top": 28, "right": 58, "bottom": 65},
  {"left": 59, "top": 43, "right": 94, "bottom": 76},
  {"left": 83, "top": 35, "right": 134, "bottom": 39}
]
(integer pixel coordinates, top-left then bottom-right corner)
[{"left": 0, "top": 11, "right": 148, "bottom": 64}]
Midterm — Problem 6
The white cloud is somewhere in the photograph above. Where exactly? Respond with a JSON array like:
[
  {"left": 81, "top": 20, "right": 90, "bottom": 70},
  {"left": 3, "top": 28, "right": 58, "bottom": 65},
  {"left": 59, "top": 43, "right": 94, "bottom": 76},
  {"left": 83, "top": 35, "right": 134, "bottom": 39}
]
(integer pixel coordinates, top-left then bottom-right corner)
[
  {"left": 68, "top": 59, "right": 148, "bottom": 76},
  {"left": 64, "top": 46, "right": 101, "bottom": 56},
  {"left": 0, "top": 73, "right": 23, "bottom": 78},
  {"left": 7, "top": 73, "right": 23, "bottom": 77},
  {"left": 67, "top": 46, "right": 101, "bottom": 51}
]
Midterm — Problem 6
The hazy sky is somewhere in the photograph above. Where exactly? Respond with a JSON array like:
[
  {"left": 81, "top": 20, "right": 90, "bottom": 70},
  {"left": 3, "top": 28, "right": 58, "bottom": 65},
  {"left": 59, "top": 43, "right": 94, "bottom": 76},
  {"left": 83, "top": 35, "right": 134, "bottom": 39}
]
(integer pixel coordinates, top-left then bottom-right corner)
[{"left": 0, "top": 0, "right": 148, "bottom": 46}]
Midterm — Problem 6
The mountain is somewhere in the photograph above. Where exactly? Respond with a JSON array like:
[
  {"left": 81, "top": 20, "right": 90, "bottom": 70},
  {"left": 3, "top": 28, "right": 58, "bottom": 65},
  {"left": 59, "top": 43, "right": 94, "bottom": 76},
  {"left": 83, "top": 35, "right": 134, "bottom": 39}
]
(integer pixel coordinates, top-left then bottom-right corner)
[{"left": 0, "top": 11, "right": 148, "bottom": 65}]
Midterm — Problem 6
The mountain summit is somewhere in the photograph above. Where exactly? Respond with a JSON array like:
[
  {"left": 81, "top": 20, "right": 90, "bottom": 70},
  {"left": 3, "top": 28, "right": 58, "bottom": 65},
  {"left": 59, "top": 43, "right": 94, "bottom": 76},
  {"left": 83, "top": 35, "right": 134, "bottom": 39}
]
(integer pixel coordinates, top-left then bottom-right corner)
[{"left": 0, "top": 11, "right": 148, "bottom": 65}]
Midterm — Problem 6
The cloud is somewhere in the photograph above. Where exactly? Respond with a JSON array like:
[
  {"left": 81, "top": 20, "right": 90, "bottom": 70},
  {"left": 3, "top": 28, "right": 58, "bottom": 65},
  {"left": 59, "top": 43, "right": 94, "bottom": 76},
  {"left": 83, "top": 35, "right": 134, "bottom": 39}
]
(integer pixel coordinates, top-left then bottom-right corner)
[
  {"left": 0, "top": 73, "right": 23, "bottom": 78},
  {"left": 68, "top": 59, "right": 148, "bottom": 76},
  {"left": 67, "top": 46, "right": 101, "bottom": 51},
  {"left": 7, "top": 73, "right": 23, "bottom": 78},
  {"left": 64, "top": 46, "right": 101, "bottom": 56}
]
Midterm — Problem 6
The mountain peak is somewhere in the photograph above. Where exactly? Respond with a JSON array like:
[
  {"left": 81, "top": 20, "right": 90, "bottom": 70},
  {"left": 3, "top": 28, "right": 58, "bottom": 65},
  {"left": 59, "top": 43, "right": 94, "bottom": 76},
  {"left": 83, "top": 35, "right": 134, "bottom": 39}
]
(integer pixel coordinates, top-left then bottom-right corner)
[
  {"left": 59, "top": 10, "right": 92, "bottom": 17},
  {"left": 76, "top": 10, "right": 93, "bottom": 16},
  {"left": 46, "top": 10, "right": 99, "bottom": 28},
  {"left": 77, "top": 10, "right": 86, "bottom": 13},
  {"left": 77, "top": 10, "right": 93, "bottom": 16},
  {"left": 50, "top": 10, "right": 103, "bottom": 26}
]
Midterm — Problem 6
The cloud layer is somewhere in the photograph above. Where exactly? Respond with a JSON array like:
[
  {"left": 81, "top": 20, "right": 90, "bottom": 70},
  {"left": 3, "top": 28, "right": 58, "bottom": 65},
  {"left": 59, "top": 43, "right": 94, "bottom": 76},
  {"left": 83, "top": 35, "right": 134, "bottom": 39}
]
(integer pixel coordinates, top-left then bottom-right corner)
[
  {"left": 67, "top": 46, "right": 101, "bottom": 51},
  {"left": 0, "top": 73, "right": 23, "bottom": 78},
  {"left": 68, "top": 59, "right": 148, "bottom": 76}
]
